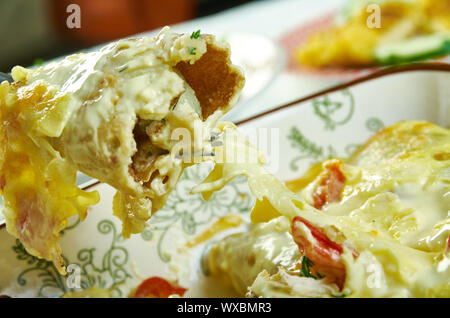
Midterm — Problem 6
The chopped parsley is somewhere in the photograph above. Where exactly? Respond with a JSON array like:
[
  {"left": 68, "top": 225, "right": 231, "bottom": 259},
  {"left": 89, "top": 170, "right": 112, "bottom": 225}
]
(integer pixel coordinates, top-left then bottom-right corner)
[
  {"left": 33, "top": 58, "right": 45, "bottom": 67},
  {"left": 171, "top": 99, "right": 179, "bottom": 111},
  {"left": 119, "top": 66, "right": 129, "bottom": 73},
  {"left": 188, "top": 47, "right": 197, "bottom": 55},
  {"left": 299, "top": 256, "right": 325, "bottom": 280},
  {"left": 190, "top": 29, "right": 201, "bottom": 39}
]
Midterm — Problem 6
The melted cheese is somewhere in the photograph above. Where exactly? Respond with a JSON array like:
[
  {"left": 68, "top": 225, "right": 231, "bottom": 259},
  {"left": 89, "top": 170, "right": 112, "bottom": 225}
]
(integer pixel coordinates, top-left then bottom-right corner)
[
  {"left": 205, "top": 216, "right": 301, "bottom": 295},
  {"left": 0, "top": 27, "right": 244, "bottom": 274},
  {"left": 199, "top": 121, "right": 450, "bottom": 297},
  {"left": 249, "top": 268, "right": 340, "bottom": 298}
]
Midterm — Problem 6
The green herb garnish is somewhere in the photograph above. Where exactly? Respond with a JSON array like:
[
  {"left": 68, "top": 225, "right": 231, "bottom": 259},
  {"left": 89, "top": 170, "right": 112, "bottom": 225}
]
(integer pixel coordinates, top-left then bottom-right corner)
[
  {"left": 119, "top": 66, "right": 129, "bottom": 73},
  {"left": 299, "top": 256, "right": 325, "bottom": 280},
  {"left": 190, "top": 29, "right": 201, "bottom": 39},
  {"left": 171, "top": 100, "right": 179, "bottom": 111},
  {"left": 188, "top": 47, "right": 197, "bottom": 55},
  {"left": 33, "top": 58, "right": 45, "bottom": 67}
]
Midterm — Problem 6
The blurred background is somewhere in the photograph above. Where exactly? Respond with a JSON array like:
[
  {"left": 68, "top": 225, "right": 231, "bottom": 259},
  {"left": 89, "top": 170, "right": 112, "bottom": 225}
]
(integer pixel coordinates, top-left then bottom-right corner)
[
  {"left": 0, "top": 0, "right": 261, "bottom": 72},
  {"left": 1, "top": 0, "right": 448, "bottom": 122}
]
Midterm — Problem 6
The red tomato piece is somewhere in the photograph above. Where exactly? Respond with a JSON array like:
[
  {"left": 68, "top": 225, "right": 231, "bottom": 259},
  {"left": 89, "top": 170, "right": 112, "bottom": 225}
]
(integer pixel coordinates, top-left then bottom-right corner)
[
  {"left": 133, "top": 276, "right": 187, "bottom": 298},
  {"left": 292, "top": 216, "right": 347, "bottom": 288},
  {"left": 311, "top": 160, "right": 346, "bottom": 210}
]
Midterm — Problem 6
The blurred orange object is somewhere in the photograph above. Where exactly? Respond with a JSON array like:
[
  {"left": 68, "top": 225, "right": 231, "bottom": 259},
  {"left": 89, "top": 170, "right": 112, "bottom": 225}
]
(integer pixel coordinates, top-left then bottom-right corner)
[{"left": 49, "top": 0, "right": 196, "bottom": 45}]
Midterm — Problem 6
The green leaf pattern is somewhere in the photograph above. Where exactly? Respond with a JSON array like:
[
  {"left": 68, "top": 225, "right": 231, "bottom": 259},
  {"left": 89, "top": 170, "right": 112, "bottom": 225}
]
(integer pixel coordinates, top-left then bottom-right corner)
[
  {"left": 13, "top": 218, "right": 131, "bottom": 297},
  {"left": 289, "top": 89, "right": 385, "bottom": 169},
  {"left": 313, "top": 89, "right": 354, "bottom": 130},
  {"left": 144, "top": 164, "right": 253, "bottom": 262}
]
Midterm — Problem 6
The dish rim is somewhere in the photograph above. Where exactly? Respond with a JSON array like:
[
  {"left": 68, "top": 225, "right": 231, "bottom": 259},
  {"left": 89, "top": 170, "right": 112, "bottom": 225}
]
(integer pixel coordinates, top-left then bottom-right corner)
[{"left": 235, "top": 62, "right": 450, "bottom": 125}]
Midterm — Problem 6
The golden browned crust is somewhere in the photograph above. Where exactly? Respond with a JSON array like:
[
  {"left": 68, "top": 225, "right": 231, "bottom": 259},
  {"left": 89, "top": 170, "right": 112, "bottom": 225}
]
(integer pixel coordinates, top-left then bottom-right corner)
[
  {"left": 175, "top": 39, "right": 245, "bottom": 119},
  {"left": 348, "top": 121, "right": 447, "bottom": 166}
]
